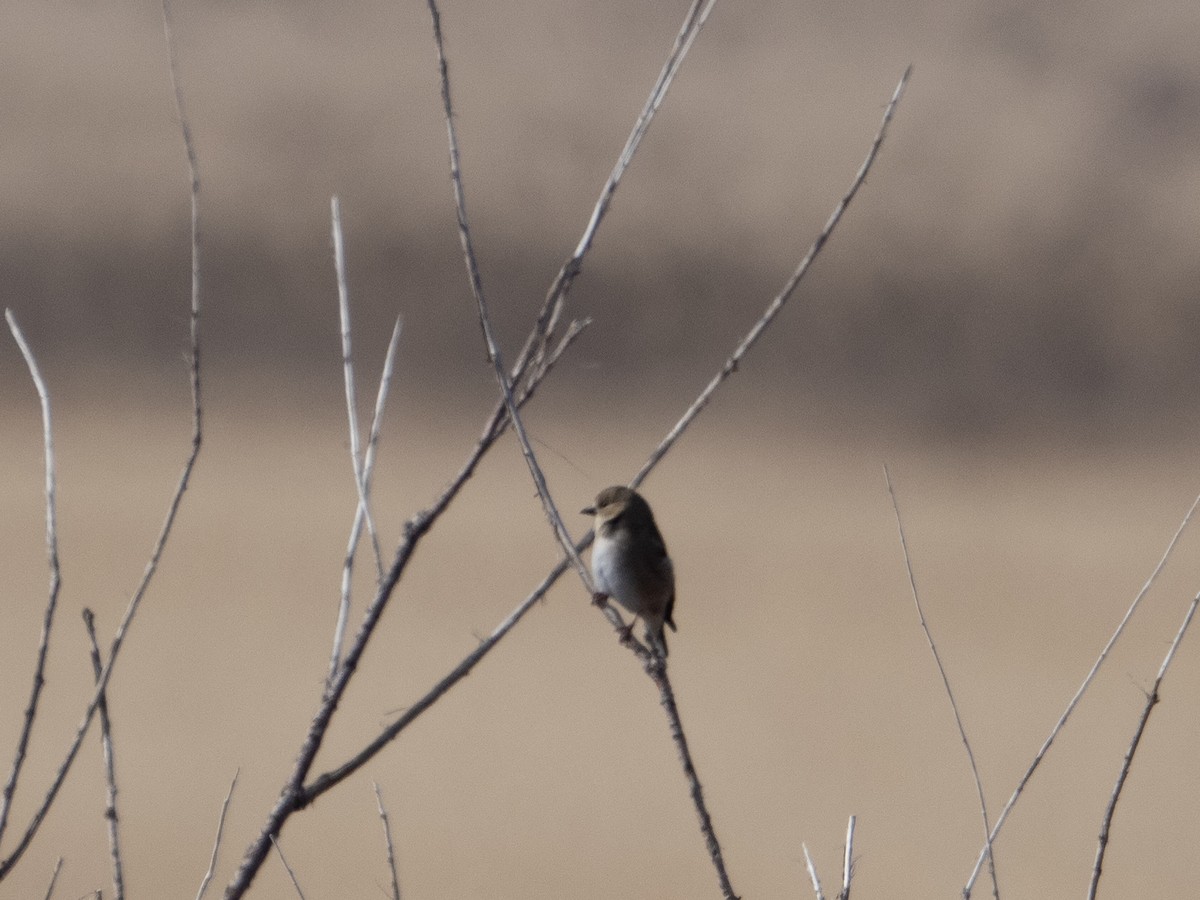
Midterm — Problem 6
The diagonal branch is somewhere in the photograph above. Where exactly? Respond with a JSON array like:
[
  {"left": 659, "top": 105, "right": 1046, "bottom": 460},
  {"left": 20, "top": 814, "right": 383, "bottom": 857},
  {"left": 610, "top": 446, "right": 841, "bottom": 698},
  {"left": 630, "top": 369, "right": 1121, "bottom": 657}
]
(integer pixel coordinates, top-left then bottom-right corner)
[
  {"left": 629, "top": 65, "right": 911, "bottom": 489},
  {"left": 1086, "top": 590, "right": 1200, "bottom": 900},
  {"left": 963, "top": 489, "right": 1200, "bottom": 896},
  {"left": 885, "top": 466, "right": 998, "bottom": 900},
  {"left": 521, "top": 0, "right": 719, "bottom": 385}
]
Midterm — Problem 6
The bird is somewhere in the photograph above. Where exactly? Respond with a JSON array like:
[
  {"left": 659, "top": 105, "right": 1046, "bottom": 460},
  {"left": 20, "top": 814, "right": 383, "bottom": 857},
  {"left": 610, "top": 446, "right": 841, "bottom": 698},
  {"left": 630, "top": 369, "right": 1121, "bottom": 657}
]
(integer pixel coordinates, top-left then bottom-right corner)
[{"left": 581, "top": 485, "right": 676, "bottom": 657}]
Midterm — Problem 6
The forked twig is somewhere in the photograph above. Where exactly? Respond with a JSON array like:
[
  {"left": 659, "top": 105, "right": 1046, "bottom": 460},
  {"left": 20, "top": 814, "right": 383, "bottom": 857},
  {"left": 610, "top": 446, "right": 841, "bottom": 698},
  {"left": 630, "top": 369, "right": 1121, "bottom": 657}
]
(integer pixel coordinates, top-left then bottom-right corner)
[
  {"left": 373, "top": 783, "right": 402, "bottom": 900},
  {"left": 195, "top": 771, "right": 238, "bottom": 900},
  {"left": 332, "top": 194, "right": 384, "bottom": 580},
  {"left": 424, "top": 0, "right": 590, "bottom": 591},
  {"left": 1086, "top": 590, "right": 1200, "bottom": 900},
  {"left": 0, "top": 1, "right": 203, "bottom": 878},
  {"left": 885, "top": 466, "right": 998, "bottom": 899},
  {"left": 0, "top": 310, "right": 62, "bottom": 849},
  {"left": 328, "top": 194, "right": 402, "bottom": 684},
  {"left": 83, "top": 610, "right": 125, "bottom": 900},
  {"left": 964, "top": 490, "right": 1200, "bottom": 896}
]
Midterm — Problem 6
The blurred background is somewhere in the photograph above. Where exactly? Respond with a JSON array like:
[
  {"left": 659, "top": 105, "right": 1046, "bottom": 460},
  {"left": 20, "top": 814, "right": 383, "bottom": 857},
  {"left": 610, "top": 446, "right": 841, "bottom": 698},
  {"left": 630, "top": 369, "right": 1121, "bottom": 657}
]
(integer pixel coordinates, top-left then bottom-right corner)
[{"left": 2, "top": 0, "right": 1200, "bottom": 897}]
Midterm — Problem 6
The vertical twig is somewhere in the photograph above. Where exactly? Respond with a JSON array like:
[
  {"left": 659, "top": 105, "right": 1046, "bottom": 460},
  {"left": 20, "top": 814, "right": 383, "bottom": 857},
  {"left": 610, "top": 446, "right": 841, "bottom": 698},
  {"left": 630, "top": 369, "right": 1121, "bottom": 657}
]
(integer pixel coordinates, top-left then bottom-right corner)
[
  {"left": 195, "top": 771, "right": 238, "bottom": 900},
  {"left": 373, "top": 783, "right": 402, "bottom": 900},
  {"left": 648, "top": 665, "right": 738, "bottom": 899},
  {"left": 270, "top": 837, "right": 307, "bottom": 900},
  {"left": 964, "top": 490, "right": 1200, "bottom": 896},
  {"left": 837, "top": 815, "right": 855, "bottom": 900},
  {"left": 83, "top": 610, "right": 124, "bottom": 900},
  {"left": 885, "top": 467, "right": 999, "bottom": 899},
  {"left": 0, "top": 1, "right": 204, "bottom": 878},
  {"left": 0, "top": 310, "right": 62, "bottom": 848},
  {"left": 802, "top": 844, "right": 827, "bottom": 900},
  {"left": 1086, "top": 591, "right": 1200, "bottom": 900}
]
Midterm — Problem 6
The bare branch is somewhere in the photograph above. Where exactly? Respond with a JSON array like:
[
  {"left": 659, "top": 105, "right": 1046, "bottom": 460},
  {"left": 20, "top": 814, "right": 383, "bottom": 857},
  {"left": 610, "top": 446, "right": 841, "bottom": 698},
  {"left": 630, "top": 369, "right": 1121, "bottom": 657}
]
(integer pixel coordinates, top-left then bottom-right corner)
[
  {"left": 884, "top": 466, "right": 998, "bottom": 899},
  {"left": 1086, "top": 590, "right": 1200, "bottom": 900},
  {"left": 647, "top": 664, "right": 738, "bottom": 899},
  {"left": 83, "top": 611, "right": 124, "bottom": 900},
  {"left": 522, "top": 0, "right": 718, "bottom": 382},
  {"left": 373, "top": 783, "right": 402, "bottom": 900},
  {"left": 0, "top": 310, "right": 62, "bottom": 848},
  {"left": 964, "top": 490, "right": 1200, "bottom": 896},
  {"left": 303, "top": 61, "right": 912, "bottom": 809},
  {"left": 195, "top": 771, "right": 238, "bottom": 900},
  {"left": 0, "top": 1, "right": 203, "bottom": 878},
  {"left": 629, "top": 65, "right": 911, "bottom": 489},
  {"left": 802, "top": 843, "right": 827, "bottom": 900},
  {"left": 270, "top": 837, "right": 307, "bottom": 900}
]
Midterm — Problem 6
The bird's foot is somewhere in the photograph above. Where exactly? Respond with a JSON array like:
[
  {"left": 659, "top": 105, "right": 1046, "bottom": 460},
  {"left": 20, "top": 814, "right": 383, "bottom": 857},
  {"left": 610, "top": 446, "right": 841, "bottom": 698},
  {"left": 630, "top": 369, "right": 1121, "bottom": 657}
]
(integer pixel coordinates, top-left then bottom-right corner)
[{"left": 590, "top": 591, "right": 609, "bottom": 608}]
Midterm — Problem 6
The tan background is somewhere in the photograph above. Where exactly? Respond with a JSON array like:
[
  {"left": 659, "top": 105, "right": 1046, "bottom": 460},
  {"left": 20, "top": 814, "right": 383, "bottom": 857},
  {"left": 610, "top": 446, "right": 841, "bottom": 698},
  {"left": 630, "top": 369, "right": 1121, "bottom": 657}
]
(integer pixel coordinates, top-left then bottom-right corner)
[{"left": 2, "top": 0, "right": 1200, "bottom": 897}]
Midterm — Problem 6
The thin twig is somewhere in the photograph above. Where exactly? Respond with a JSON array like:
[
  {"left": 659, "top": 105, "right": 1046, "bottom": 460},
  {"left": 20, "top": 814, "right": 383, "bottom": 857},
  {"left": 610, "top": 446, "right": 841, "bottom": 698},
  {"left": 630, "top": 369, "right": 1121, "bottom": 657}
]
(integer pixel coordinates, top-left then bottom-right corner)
[
  {"left": 522, "top": 0, "right": 718, "bottom": 384},
  {"left": 330, "top": 315, "right": 403, "bottom": 686},
  {"left": 424, "top": 0, "right": 590, "bottom": 592},
  {"left": 963, "top": 490, "right": 1200, "bottom": 896},
  {"left": 885, "top": 466, "right": 998, "bottom": 899},
  {"left": 195, "top": 771, "right": 238, "bottom": 900},
  {"left": 83, "top": 611, "right": 124, "bottom": 900},
  {"left": 373, "top": 783, "right": 402, "bottom": 900},
  {"left": 332, "top": 195, "right": 384, "bottom": 580},
  {"left": 802, "top": 844, "right": 827, "bottom": 900},
  {"left": 0, "top": 2, "right": 203, "bottom": 878},
  {"left": 270, "top": 837, "right": 307, "bottom": 900},
  {"left": 648, "top": 664, "right": 738, "bottom": 899},
  {"left": 837, "top": 815, "right": 856, "bottom": 900},
  {"left": 0, "top": 310, "right": 62, "bottom": 848},
  {"left": 1086, "top": 590, "right": 1200, "bottom": 900},
  {"left": 629, "top": 65, "right": 911, "bottom": 490},
  {"left": 41, "top": 856, "right": 63, "bottom": 900}
]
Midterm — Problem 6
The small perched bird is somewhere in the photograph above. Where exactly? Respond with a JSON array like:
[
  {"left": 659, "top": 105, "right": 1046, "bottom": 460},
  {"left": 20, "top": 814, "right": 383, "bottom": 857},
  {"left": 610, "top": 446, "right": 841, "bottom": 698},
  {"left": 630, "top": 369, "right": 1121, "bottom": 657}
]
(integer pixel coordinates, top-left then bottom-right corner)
[{"left": 582, "top": 485, "right": 676, "bottom": 657}]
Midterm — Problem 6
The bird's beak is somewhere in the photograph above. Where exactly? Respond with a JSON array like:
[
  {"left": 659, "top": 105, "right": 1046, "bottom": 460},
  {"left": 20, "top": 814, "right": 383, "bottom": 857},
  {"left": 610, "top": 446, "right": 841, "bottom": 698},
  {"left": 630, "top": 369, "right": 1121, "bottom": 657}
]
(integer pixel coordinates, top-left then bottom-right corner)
[{"left": 580, "top": 505, "right": 596, "bottom": 516}]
